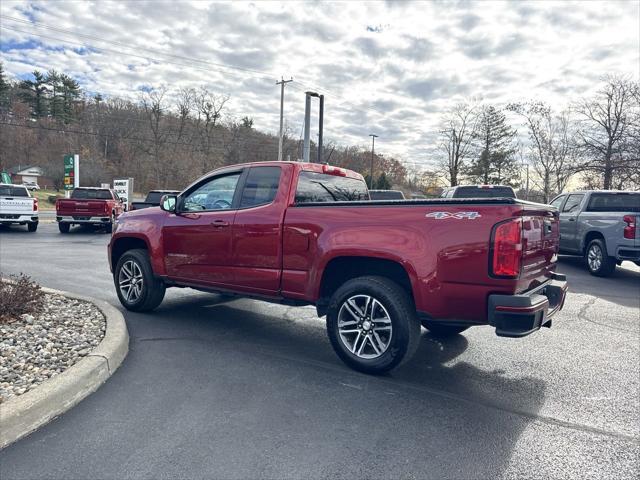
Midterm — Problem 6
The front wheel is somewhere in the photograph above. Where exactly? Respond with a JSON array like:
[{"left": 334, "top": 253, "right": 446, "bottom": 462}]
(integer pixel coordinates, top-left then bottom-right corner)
[
  {"left": 585, "top": 239, "right": 616, "bottom": 277},
  {"left": 326, "top": 276, "right": 421, "bottom": 374},
  {"left": 114, "top": 249, "right": 166, "bottom": 311},
  {"left": 27, "top": 222, "right": 38, "bottom": 232},
  {"left": 421, "top": 320, "right": 468, "bottom": 337}
]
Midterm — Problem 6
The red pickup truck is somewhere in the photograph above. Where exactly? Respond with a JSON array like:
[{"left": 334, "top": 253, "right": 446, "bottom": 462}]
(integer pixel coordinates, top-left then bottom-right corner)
[
  {"left": 57, "top": 187, "right": 124, "bottom": 233},
  {"left": 109, "top": 161, "right": 567, "bottom": 373}
]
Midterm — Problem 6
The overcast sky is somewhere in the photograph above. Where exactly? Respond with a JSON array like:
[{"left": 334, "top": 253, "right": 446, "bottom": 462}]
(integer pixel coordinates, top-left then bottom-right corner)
[{"left": 1, "top": 0, "right": 638, "bottom": 168}]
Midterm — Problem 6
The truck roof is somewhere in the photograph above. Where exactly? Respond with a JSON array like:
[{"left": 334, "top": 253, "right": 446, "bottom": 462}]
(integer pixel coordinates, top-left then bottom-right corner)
[
  {"left": 210, "top": 161, "right": 365, "bottom": 181},
  {"left": 564, "top": 190, "right": 639, "bottom": 194}
]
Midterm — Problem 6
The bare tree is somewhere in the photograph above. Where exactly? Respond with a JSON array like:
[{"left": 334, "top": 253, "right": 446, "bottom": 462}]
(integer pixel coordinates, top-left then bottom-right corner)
[
  {"left": 193, "top": 87, "right": 229, "bottom": 173},
  {"left": 574, "top": 75, "right": 639, "bottom": 189},
  {"left": 140, "top": 87, "right": 169, "bottom": 187},
  {"left": 508, "top": 102, "right": 577, "bottom": 201},
  {"left": 437, "top": 101, "right": 478, "bottom": 186}
]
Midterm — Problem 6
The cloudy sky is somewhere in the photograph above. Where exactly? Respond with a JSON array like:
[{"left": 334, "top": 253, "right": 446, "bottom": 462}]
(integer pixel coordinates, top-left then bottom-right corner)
[{"left": 0, "top": 0, "right": 638, "bottom": 168}]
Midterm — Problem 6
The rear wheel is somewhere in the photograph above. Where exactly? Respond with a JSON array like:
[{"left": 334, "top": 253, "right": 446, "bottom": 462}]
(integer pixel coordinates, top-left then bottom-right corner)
[
  {"left": 421, "top": 320, "right": 468, "bottom": 337},
  {"left": 114, "top": 249, "right": 165, "bottom": 312},
  {"left": 326, "top": 276, "right": 421, "bottom": 374},
  {"left": 58, "top": 222, "right": 70, "bottom": 233},
  {"left": 27, "top": 222, "right": 38, "bottom": 232},
  {"left": 105, "top": 213, "right": 115, "bottom": 234},
  {"left": 585, "top": 239, "right": 616, "bottom": 277}
]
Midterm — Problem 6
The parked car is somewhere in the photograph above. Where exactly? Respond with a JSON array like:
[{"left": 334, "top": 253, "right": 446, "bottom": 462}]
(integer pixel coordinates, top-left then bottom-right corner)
[
  {"left": 109, "top": 161, "right": 567, "bottom": 374},
  {"left": 0, "top": 183, "right": 39, "bottom": 232},
  {"left": 369, "top": 189, "right": 405, "bottom": 200},
  {"left": 441, "top": 185, "right": 516, "bottom": 198},
  {"left": 56, "top": 187, "right": 124, "bottom": 234},
  {"left": 22, "top": 181, "right": 40, "bottom": 191},
  {"left": 130, "top": 190, "right": 181, "bottom": 210},
  {"left": 551, "top": 190, "right": 640, "bottom": 276}
]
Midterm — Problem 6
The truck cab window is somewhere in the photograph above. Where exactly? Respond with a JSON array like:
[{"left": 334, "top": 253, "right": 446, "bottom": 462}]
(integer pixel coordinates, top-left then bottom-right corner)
[
  {"left": 239, "top": 167, "right": 281, "bottom": 208},
  {"left": 182, "top": 173, "right": 241, "bottom": 212},
  {"left": 295, "top": 171, "right": 369, "bottom": 203},
  {"left": 562, "top": 194, "right": 584, "bottom": 213}
]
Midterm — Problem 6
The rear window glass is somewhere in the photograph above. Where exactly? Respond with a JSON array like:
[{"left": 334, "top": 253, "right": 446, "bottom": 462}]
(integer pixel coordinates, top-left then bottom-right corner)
[
  {"left": 0, "top": 186, "right": 29, "bottom": 197},
  {"left": 146, "top": 192, "right": 169, "bottom": 204},
  {"left": 369, "top": 190, "right": 405, "bottom": 200},
  {"left": 295, "top": 171, "right": 369, "bottom": 203},
  {"left": 452, "top": 186, "right": 515, "bottom": 198},
  {"left": 71, "top": 189, "right": 112, "bottom": 200},
  {"left": 586, "top": 193, "right": 640, "bottom": 212}
]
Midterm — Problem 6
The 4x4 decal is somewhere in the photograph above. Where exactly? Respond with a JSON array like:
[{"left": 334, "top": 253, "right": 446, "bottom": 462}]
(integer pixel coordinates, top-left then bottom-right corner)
[{"left": 425, "top": 211, "right": 482, "bottom": 220}]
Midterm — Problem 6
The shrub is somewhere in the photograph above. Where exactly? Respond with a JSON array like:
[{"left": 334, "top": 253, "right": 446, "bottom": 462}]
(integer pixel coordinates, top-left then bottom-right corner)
[{"left": 0, "top": 273, "right": 44, "bottom": 324}]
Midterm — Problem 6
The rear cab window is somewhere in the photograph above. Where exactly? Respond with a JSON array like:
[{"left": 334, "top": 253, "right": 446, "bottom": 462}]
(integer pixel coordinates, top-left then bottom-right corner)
[
  {"left": 586, "top": 193, "right": 640, "bottom": 212},
  {"left": 0, "top": 186, "right": 30, "bottom": 197},
  {"left": 550, "top": 195, "right": 566, "bottom": 209},
  {"left": 452, "top": 186, "right": 515, "bottom": 198},
  {"left": 71, "top": 189, "right": 113, "bottom": 200},
  {"left": 295, "top": 171, "right": 369, "bottom": 203}
]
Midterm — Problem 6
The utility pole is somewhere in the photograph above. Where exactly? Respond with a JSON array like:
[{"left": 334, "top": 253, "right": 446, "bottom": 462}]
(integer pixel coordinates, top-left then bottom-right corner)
[
  {"left": 303, "top": 93, "right": 312, "bottom": 162},
  {"left": 317, "top": 95, "right": 324, "bottom": 163},
  {"left": 525, "top": 163, "right": 530, "bottom": 201},
  {"left": 276, "top": 77, "right": 293, "bottom": 161},
  {"left": 369, "top": 134, "right": 378, "bottom": 189}
]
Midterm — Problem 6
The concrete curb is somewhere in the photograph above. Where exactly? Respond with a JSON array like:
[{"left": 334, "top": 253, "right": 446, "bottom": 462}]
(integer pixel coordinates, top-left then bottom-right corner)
[{"left": 0, "top": 286, "right": 129, "bottom": 449}]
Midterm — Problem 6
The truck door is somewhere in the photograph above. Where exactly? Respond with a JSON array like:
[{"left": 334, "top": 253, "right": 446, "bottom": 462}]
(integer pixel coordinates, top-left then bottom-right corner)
[
  {"left": 230, "top": 165, "right": 290, "bottom": 295},
  {"left": 162, "top": 170, "right": 243, "bottom": 288},
  {"left": 559, "top": 193, "right": 585, "bottom": 252}
]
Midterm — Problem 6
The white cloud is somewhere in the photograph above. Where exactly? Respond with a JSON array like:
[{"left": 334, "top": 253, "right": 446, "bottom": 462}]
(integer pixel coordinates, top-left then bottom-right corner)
[{"left": 0, "top": 0, "right": 638, "bottom": 168}]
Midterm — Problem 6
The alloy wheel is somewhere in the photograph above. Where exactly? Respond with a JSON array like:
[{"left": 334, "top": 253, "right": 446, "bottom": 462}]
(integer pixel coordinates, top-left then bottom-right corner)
[
  {"left": 588, "top": 244, "right": 602, "bottom": 272},
  {"left": 118, "top": 260, "right": 144, "bottom": 302},
  {"left": 337, "top": 294, "right": 393, "bottom": 359}
]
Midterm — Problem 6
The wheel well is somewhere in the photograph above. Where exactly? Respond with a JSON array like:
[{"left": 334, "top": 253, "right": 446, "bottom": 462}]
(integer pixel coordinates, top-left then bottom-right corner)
[
  {"left": 583, "top": 231, "right": 605, "bottom": 254},
  {"left": 111, "top": 237, "right": 148, "bottom": 268},
  {"left": 318, "top": 256, "right": 413, "bottom": 315}
]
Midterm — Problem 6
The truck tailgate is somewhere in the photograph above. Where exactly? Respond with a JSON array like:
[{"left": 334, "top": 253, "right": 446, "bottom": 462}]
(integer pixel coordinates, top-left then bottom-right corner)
[
  {"left": 0, "top": 197, "right": 34, "bottom": 215},
  {"left": 518, "top": 206, "right": 560, "bottom": 293},
  {"left": 57, "top": 199, "right": 107, "bottom": 216}
]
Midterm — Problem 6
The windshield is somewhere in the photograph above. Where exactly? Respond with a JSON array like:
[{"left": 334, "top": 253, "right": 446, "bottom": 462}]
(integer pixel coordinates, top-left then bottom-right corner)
[{"left": 71, "top": 189, "right": 113, "bottom": 200}]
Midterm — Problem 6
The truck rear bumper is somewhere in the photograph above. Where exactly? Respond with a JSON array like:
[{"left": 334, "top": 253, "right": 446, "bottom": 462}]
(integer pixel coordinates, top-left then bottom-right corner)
[
  {"left": 488, "top": 273, "right": 568, "bottom": 338},
  {"left": 0, "top": 214, "right": 39, "bottom": 224},
  {"left": 615, "top": 247, "right": 640, "bottom": 262},
  {"left": 57, "top": 215, "right": 110, "bottom": 224}
]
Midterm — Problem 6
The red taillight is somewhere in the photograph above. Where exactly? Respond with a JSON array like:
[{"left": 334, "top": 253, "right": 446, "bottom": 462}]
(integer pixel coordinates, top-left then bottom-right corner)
[
  {"left": 623, "top": 215, "right": 636, "bottom": 239},
  {"left": 322, "top": 165, "right": 347, "bottom": 176},
  {"left": 491, "top": 218, "right": 522, "bottom": 278},
  {"left": 33, "top": 198, "right": 38, "bottom": 212}
]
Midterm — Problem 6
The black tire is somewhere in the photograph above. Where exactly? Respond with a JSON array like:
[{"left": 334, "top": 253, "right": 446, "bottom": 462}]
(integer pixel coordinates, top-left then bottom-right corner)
[
  {"left": 114, "top": 248, "right": 165, "bottom": 312},
  {"left": 105, "top": 215, "right": 114, "bottom": 234},
  {"left": 585, "top": 239, "right": 616, "bottom": 277},
  {"left": 421, "top": 320, "right": 468, "bottom": 337},
  {"left": 27, "top": 222, "right": 38, "bottom": 232},
  {"left": 326, "top": 276, "right": 421, "bottom": 374},
  {"left": 58, "top": 222, "right": 70, "bottom": 233}
]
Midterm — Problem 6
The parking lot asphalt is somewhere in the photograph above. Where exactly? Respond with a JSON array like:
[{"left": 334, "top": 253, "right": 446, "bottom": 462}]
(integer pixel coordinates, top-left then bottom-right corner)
[{"left": 0, "top": 223, "right": 638, "bottom": 479}]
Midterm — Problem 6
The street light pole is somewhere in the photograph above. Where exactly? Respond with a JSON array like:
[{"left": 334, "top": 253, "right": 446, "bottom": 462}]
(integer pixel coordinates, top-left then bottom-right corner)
[
  {"left": 369, "top": 134, "right": 378, "bottom": 189},
  {"left": 276, "top": 77, "right": 293, "bottom": 161}
]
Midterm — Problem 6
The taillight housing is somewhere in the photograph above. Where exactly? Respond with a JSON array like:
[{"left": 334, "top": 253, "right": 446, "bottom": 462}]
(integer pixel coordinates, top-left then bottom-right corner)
[
  {"left": 623, "top": 215, "right": 636, "bottom": 239},
  {"left": 490, "top": 218, "right": 523, "bottom": 278},
  {"left": 33, "top": 198, "right": 38, "bottom": 212}
]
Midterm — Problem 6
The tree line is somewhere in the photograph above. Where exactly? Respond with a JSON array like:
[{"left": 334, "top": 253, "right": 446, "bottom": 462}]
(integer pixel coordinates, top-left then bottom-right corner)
[
  {"left": 438, "top": 75, "right": 639, "bottom": 202},
  {"left": 1, "top": 63, "right": 638, "bottom": 199}
]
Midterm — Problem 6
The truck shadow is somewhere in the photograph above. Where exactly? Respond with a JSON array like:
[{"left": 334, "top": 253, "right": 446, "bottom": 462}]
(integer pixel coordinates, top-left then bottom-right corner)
[
  {"left": 558, "top": 255, "right": 640, "bottom": 309},
  {"left": 121, "top": 297, "right": 546, "bottom": 479}
]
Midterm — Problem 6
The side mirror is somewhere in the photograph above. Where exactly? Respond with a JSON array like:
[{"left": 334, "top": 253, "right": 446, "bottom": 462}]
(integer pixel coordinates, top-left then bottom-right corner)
[{"left": 160, "top": 194, "right": 177, "bottom": 213}]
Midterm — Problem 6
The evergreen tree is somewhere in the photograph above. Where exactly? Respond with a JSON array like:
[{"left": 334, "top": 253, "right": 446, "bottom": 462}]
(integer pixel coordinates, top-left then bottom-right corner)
[
  {"left": 467, "top": 105, "right": 519, "bottom": 185},
  {"left": 19, "top": 70, "right": 48, "bottom": 118},
  {"left": 60, "top": 74, "right": 81, "bottom": 123},
  {"left": 46, "top": 69, "right": 65, "bottom": 120},
  {"left": 375, "top": 172, "right": 392, "bottom": 189}
]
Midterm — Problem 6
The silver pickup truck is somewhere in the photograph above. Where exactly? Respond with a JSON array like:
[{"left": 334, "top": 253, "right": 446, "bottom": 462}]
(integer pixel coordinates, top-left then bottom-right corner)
[{"left": 550, "top": 190, "right": 639, "bottom": 276}]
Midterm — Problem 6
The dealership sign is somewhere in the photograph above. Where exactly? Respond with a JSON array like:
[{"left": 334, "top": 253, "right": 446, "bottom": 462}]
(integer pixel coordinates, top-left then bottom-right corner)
[
  {"left": 63, "top": 154, "right": 79, "bottom": 191},
  {"left": 114, "top": 178, "right": 134, "bottom": 210}
]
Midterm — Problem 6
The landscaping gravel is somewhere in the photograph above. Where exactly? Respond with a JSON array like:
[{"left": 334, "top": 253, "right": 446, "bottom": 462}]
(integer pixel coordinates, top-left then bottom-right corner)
[{"left": 0, "top": 294, "right": 105, "bottom": 403}]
